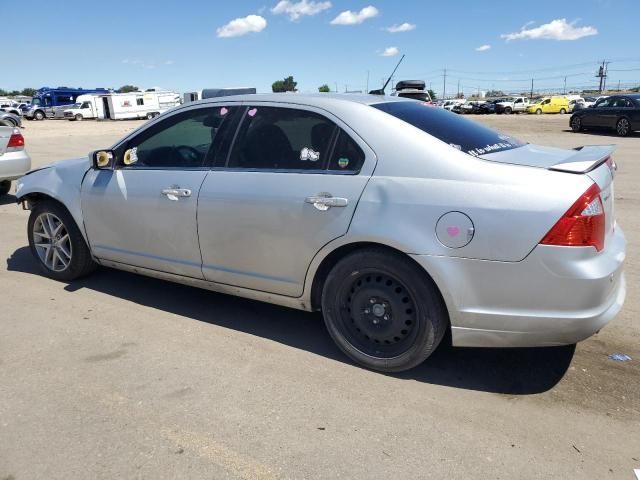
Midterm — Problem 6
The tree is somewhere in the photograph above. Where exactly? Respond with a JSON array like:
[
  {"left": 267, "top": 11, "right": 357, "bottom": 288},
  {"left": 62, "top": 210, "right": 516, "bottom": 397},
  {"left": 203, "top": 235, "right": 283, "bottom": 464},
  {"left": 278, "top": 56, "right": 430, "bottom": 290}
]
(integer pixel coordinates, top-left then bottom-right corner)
[
  {"left": 21, "top": 88, "right": 36, "bottom": 97},
  {"left": 318, "top": 84, "right": 331, "bottom": 93},
  {"left": 427, "top": 89, "right": 436, "bottom": 100},
  {"left": 119, "top": 84, "right": 139, "bottom": 93},
  {"left": 0, "top": 89, "right": 7, "bottom": 96},
  {"left": 485, "top": 89, "right": 505, "bottom": 98},
  {"left": 8, "top": 90, "right": 20, "bottom": 96},
  {"left": 272, "top": 76, "right": 297, "bottom": 93}
]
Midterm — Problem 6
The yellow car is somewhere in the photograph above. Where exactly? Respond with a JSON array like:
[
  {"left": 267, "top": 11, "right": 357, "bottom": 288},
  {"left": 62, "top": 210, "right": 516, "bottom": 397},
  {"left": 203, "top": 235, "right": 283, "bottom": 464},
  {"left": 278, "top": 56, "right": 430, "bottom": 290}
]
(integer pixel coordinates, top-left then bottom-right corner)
[{"left": 527, "top": 96, "right": 570, "bottom": 114}]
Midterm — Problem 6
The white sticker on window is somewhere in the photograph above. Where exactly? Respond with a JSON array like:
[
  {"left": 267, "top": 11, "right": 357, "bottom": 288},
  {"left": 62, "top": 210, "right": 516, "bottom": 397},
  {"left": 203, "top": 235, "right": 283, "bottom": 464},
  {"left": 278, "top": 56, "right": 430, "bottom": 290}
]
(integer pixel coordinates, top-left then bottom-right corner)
[{"left": 300, "top": 147, "right": 320, "bottom": 162}]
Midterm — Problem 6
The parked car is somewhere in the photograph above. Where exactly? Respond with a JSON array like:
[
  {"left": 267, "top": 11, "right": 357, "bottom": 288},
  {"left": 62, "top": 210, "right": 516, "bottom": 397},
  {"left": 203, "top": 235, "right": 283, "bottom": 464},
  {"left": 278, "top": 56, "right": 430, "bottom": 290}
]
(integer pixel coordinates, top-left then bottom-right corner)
[
  {"left": 391, "top": 80, "right": 433, "bottom": 104},
  {"left": 442, "top": 99, "right": 465, "bottom": 111},
  {"left": 0, "top": 110, "right": 22, "bottom": 128},
  {"left": 570, "top": 94, "right": 640, "bottom": 137},
  {"left": 527, "top": 96, "right": 570, "bottom": 114},
  {"left": 457, "top": 101, "right": 485, "bottom": 114},
  {"left": 15, "top": 94, "right": 625, "bottom": 372},
  {"left": 477, "top": 98, "right": 507, "bottom": 114},
  {"left": 568, "top": 98, "right": 585, "bottom": 113},
  {"left": 495, "top": 96, "right": 530, "bottom": 114},
  {"left": 0, "top": 126, "right": 30, "bottom": 196},
  {"left": 0, "top": 102, "right": 23, "bottom": 116}
]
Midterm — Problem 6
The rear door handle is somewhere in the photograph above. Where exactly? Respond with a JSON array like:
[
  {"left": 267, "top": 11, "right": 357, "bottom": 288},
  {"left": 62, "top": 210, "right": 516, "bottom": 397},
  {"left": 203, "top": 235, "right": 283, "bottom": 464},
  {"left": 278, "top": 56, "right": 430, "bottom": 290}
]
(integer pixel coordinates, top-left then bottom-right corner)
[
  {"left": 161, "top": 187, "right": 192, "bottom": 201},
  {"left": 305, "top": 193, "right": 348, "bottom": 211}
]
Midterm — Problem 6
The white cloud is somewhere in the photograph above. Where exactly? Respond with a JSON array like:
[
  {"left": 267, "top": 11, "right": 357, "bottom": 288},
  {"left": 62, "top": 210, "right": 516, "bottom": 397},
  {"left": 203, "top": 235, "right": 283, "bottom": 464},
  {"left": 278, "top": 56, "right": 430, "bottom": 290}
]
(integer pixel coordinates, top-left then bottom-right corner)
[
  {"left": 164, "top": 60, "right": 174, "bottom": 65},
  {"left": 217, "top": 15, "right": 267, "bottom": 38},
  {"left": 271, "top": 0, "right": 332, "bottom": 21},
  {"left": 330, "top": 5, "right": 378, "bottom": 25},
  {"left": 475, "top": 44, "right": 491, "bottom": 51},
  {"left": 385, "top": 22, "right": 415, "bottom": 33},
  {"left": 501, "top": 18, "right": 597, "bottom": 41},
  {"left": 381, "top": 46, "right": 399, "bottom": 57}
]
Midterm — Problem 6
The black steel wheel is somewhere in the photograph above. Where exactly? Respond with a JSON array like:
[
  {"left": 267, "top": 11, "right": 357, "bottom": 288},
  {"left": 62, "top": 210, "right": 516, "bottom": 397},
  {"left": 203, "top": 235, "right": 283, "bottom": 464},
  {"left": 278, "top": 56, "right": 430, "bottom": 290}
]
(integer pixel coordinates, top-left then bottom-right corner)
[
  {"left": 321, "top": 248, "right": 448, "bottom": 372},
  {"left": 616, "top": 117, "right": 630, "bottom": 137}
]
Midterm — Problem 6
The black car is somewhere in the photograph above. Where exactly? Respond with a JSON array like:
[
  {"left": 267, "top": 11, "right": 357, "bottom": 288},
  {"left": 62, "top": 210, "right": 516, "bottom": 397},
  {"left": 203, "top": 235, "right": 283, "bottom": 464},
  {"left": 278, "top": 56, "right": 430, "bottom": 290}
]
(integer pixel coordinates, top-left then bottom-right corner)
[
  {"left": 570, "top": 94, "right": 640, "bottom": 137},
  {"left": 478, "top": 98, "right": 506, "bottom": 114}
]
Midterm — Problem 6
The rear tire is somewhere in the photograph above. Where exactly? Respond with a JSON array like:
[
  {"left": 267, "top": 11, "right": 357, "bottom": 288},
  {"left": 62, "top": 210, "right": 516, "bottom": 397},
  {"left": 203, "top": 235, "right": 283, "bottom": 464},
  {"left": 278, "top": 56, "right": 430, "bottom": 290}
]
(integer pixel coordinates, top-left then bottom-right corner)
[
  {"left": 321, "top": 248, "right": 448, "bottom": 373},
  {"left": 0, "top": 180, "right": 11, "bottom": 196},
  {"left": 559, "top": 108, "right": 567, "bottom": 114},
  {"left": 27, "top": 200, "right": 97, "bottom": 281},
  {"left": 146, "top": 112, "right": 154, "bottom": 120},
  {"left": 571, "top": 116, "right": 583, "bottom": 132},
  {"left": 616, "top": 118, "right": 630, "bottom": 137}
]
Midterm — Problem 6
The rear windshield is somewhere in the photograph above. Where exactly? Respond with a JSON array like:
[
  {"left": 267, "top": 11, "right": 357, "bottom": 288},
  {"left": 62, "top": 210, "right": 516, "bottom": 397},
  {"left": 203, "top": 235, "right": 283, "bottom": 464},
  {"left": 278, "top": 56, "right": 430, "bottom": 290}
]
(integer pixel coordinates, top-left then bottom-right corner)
[{"left": 373, "top": 101, "right": 525, "bottom": 156}]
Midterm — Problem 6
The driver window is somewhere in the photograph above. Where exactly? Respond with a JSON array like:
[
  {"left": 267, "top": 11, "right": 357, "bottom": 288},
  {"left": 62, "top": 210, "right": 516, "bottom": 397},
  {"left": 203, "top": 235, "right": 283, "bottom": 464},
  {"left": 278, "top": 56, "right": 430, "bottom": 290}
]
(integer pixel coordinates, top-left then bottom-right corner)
[
  {"left": 122, "top": 106, "right": 235, "bottom": 169},
  {"left": 542, "top": 99, "right": 550, "bottom": 105}
]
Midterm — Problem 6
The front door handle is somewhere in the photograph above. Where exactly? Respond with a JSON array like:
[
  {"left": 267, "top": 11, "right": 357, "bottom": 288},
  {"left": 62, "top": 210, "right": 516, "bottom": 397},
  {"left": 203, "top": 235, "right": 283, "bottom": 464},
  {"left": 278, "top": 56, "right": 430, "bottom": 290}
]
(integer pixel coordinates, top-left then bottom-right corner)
[
  {"left": 305, "top": 193, "right": 348, "bottom": 211},
  {"left": 161, "top": 187, "right": 192, "bottom": 201}
]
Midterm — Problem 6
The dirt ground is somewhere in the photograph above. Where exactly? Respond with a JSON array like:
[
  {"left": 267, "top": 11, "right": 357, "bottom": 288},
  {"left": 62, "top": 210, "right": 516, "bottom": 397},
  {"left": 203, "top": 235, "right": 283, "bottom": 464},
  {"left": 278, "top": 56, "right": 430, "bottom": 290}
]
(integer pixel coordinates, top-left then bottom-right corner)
[{"left": 0, "top": 115, "right": 638, "bottom": 479}]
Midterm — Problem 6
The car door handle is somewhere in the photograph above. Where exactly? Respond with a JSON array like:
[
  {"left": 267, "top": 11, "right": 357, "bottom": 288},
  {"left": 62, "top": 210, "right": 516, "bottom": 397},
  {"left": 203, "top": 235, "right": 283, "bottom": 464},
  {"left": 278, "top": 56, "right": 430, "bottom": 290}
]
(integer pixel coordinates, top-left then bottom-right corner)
[
  {"left": 305, "top": 193, "right": 348, "bottom": 211},
  {"left": 161, "top": 187, "right": 192, "bottom": 201}
]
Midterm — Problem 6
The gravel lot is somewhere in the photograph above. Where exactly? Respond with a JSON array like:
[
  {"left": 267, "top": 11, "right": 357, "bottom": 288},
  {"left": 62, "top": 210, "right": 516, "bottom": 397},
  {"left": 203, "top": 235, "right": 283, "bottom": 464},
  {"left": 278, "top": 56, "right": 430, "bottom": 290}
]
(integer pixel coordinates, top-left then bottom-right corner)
[{"left": 1, "top": 115, "right": 638, "bottom": 479}]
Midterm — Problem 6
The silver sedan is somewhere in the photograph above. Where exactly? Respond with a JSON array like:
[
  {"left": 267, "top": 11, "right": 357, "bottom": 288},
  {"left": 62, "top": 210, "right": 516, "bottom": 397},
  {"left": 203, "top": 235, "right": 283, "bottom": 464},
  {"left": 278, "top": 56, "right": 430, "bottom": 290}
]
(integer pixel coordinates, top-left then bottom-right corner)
[{"left": 15, "top": 94, "right": 626, "bottom": 372}]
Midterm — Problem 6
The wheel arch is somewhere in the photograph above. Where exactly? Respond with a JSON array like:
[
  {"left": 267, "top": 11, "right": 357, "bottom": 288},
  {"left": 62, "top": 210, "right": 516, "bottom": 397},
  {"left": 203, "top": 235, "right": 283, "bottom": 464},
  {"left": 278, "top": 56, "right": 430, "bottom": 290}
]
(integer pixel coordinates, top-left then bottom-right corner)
[{"left": 308, "top": 241, "right": 451, "bottom": 323}]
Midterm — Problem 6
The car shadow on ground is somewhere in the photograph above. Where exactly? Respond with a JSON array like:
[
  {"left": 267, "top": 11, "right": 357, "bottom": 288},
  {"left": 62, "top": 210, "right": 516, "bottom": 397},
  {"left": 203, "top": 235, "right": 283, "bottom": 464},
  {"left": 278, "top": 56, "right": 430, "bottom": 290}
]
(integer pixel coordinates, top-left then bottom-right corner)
[
  {"left": 0, "top": 193, "right": 17, "bottom": 206},
  {"left": 7, "top": 246, "right": 575, "bottom": 395},
  {"left": 561, "top": 129, "right": 639, "bottom": 138}
]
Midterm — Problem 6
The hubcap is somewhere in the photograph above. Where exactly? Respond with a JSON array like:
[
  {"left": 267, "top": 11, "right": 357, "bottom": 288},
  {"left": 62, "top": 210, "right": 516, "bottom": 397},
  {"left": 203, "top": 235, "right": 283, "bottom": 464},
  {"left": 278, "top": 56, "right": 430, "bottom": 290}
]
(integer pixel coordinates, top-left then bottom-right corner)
[
  {"left": 33, "top": 213, "right": 72, "bottom": 272},
  {"left": 339, "top": 272, "right": 418, "bottom": 358}
]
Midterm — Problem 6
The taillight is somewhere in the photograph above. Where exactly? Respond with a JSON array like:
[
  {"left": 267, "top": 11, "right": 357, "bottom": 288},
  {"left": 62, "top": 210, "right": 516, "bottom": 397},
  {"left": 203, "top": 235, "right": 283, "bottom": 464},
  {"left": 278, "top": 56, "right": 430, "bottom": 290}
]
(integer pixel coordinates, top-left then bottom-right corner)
[
  {"left": 7, "top": 128, "right": 25, "bottom": 150},
  {"left": 541, "top": 183, "right": 605, "bottom": 251}
]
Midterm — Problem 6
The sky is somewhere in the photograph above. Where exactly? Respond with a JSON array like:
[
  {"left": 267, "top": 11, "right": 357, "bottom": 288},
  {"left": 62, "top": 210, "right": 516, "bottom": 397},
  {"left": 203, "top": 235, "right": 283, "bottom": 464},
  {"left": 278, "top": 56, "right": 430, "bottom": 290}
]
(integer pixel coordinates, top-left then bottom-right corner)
[{"left": 4, "top": 0, "right": 640, "bottom": 98}]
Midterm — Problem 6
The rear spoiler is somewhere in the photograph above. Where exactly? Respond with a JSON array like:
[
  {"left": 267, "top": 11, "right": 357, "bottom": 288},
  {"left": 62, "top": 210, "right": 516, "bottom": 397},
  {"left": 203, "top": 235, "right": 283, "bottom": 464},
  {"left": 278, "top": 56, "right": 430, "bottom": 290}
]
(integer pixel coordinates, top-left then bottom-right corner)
[{"left": 549, "top": 145, "right": 616, "bottom": 174}]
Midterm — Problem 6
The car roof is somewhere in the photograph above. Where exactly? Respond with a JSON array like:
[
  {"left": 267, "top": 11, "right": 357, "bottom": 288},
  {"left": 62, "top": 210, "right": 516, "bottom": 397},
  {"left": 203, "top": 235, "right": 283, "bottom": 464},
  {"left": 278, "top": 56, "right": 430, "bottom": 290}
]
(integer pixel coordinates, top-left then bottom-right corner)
[{"left": 192, "top": 92, "right": 414, "bottom": 109}]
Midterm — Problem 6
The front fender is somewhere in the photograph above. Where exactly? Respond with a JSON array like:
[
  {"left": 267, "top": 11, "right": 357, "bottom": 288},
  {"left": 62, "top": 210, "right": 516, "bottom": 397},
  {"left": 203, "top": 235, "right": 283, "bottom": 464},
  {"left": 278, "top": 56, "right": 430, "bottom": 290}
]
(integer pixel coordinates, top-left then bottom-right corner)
[{"left": 16, "top": 157, "right": 91, "bottom": 242}]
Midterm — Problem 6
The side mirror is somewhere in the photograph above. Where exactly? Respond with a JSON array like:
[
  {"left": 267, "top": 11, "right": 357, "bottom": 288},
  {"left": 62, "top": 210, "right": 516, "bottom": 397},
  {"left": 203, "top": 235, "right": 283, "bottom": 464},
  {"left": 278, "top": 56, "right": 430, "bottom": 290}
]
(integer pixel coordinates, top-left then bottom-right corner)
[{"left": 92, "top": 149, "right": 115, "bottom": 169}]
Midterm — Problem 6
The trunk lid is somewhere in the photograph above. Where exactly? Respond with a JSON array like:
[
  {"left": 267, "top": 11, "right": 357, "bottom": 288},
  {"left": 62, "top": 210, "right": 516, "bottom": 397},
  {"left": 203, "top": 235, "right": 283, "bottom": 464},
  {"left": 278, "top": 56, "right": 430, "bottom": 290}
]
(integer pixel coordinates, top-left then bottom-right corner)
[{"left": 481, "top": 143, "right": 617, "bottom": 247}]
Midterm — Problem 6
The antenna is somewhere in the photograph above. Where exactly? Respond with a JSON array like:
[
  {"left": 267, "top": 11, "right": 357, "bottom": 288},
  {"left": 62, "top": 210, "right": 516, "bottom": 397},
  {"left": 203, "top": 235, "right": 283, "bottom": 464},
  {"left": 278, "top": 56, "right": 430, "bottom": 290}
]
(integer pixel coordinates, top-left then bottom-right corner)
[{"left": 369, "top": 54, "right": 405, "bottom": 95}]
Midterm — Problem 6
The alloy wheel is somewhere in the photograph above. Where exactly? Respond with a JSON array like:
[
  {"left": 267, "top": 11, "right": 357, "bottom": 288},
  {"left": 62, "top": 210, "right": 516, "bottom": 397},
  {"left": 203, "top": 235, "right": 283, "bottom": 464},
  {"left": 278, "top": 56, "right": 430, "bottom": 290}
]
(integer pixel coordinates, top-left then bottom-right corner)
[
  {"left": 617, "top": 118, "right": 630, "bottom": 136},
  {"left": 571, "top": 117, "right": 582, "bottom": 132},
  {"left": 32, "top": 213, "right": 72, "bottom": 272}
]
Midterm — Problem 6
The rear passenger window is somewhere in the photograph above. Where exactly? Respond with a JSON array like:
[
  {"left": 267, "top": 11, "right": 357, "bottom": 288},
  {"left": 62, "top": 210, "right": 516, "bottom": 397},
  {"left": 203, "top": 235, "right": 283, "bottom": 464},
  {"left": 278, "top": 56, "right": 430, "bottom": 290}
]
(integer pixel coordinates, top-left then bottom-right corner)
[
  {"left": 328, "top": 130, "right": 365, "bottom": 172},
  {"left": 227, "top": 107, "right": 336, "bottom": 170}
]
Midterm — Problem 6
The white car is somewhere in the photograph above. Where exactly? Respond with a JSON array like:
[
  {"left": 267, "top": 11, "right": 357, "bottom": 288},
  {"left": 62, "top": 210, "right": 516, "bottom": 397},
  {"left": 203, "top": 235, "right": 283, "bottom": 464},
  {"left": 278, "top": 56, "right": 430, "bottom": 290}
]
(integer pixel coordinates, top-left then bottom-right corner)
[{"left": 0, "top": 126, "right": 31, "bottom": 196}]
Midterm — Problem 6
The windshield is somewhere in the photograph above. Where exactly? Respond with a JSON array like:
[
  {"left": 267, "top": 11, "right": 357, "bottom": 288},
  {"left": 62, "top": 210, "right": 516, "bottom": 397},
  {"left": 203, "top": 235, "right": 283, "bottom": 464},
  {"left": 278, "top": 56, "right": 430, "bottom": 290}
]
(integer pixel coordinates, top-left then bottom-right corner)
[
  {"left": 31, "top": 97, "right": 41, "bottom": 106},
  {"left": 373, "top": 101, "right": 525, "bottom": 157}
]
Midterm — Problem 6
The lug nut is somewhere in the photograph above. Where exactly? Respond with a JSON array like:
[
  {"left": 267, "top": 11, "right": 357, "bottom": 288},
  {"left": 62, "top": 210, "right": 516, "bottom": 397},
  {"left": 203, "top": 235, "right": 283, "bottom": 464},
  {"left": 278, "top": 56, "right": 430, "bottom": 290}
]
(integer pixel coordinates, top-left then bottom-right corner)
[{"left": 383, "top": 315, "right": 389, "bottom": 320}]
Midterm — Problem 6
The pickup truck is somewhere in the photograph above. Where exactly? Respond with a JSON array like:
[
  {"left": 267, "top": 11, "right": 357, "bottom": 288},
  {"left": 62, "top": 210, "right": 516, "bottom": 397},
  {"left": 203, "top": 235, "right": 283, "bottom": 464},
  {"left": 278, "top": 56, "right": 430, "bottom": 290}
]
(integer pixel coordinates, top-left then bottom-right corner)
[{"left": 495, "top": 96, "right": 530, "bottom": 114}]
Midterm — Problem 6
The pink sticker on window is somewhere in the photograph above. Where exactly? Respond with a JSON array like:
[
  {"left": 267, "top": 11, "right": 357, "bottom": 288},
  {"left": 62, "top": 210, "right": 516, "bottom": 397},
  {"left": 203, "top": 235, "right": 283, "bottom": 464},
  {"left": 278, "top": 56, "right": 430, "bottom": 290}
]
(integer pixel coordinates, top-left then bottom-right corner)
[
  {"left": 247, "top": 108, "right": 257, "bottom": 117},
  {"left": 220, "top": 107, "right": 228, "bottom": 116}
]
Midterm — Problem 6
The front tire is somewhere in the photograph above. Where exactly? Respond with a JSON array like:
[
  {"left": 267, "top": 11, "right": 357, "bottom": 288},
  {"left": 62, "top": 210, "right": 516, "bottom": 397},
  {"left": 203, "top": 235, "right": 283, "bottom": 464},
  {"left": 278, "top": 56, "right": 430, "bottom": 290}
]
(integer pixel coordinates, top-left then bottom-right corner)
[
  {"left": 0, "top": 180, "right": 11, "bottom": 196},
  {"left": 616, "top": 118, "right": 631, "bottom": 137},
  {"left": 27, "top": 200, "right": 97, "bottom": 281},
  {"left": 75, "top": 114, "right": 83, "bottom": 121},
  {"left": 536, "top": 109, "right": 542, "bottom": 115},
  {"left": 321, "top": 248, "right": 448, "bottom": 373},
  {"left": 34, "top": 110, "right": 45, "bottom": 120},
  {"left": 504, "top": 107, "right": 512, "bottom": 114}
]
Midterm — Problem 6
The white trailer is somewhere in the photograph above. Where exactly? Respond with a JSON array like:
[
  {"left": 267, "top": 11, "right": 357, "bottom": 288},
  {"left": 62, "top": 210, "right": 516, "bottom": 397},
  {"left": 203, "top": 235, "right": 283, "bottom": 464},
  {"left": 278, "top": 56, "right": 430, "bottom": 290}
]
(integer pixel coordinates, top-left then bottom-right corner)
[{"left": 104, "top": 91, "right": 181, "bottom": 120}]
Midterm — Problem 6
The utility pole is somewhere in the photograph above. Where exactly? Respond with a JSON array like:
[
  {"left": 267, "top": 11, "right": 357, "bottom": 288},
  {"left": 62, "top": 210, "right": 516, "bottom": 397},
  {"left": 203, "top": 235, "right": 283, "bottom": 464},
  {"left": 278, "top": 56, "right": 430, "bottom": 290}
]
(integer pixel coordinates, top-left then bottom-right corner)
[
  {"left": 442, "top": 68, "right": 447, "bottom": 99},
  {"left": 530, "top": 78, "right": 534, "bottom": 99},
  {"left": 366, "top": 71, "right": 369, "bottom": 93},
  {"left": 596, "top": 60, "right": 608, "bottom": 93},
  {"left": 457, "top": 79, "right": 460, "bottom": 98},
  {"left": 617, "top": 80, "right": 621, "bottom": 91},
  {"left": 563, "top": 76, "right": 567, "bottom": 95},
  {"left": 335, "top": 82, "right": 338, "bottom": 93}
]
